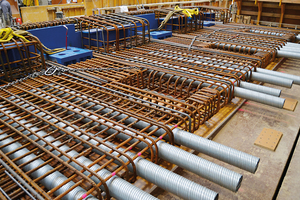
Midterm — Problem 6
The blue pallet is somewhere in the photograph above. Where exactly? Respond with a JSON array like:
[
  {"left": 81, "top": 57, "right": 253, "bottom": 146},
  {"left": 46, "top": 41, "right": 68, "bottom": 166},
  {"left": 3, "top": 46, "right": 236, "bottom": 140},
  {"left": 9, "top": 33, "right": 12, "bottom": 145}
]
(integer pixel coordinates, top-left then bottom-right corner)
[
  {"left": 48, "top": 47, "right": 92, "bottom": 66},
  {"left": 150, "top": 31, "right": 172, "bottom": 39}
]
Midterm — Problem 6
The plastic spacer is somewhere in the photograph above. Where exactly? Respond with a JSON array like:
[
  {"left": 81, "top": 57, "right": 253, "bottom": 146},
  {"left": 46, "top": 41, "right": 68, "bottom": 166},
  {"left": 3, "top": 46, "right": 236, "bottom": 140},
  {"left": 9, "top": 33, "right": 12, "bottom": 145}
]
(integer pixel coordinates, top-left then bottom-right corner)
[
  {"left": 129, "top": 147, "right": 132, "bottom": 150},
  {"left": 82, "top": 193, "right": 87, "bottom": 199},
  {"left": 111, "top": 172, "right": 116, "bottom": 177},
  {"left": 137, "top": 152, "right": 142, "bottom": 156},
  {"left": 174, "top": 124, "right": 178, "bottom": 128},
  {"left": 159, "top": 136, "right": 163, "bottom": 140}
]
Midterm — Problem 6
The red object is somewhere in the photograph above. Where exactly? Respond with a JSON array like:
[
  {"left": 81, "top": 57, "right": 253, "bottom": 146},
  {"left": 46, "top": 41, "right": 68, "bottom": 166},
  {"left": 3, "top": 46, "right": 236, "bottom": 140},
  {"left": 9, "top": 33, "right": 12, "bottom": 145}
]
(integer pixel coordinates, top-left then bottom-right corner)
[
  {"left": 16, "top": 18, "right": 22, "bottom": 25},
  {"left": 65, "top": 30, "right": 68, "bottom": 50}
]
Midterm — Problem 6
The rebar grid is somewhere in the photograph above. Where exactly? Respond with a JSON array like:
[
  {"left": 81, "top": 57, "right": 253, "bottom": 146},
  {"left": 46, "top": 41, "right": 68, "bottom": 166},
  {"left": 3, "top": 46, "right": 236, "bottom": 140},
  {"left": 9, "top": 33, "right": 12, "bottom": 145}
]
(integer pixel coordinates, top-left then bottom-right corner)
[
  {"left": 162, "top": 36, "right": 269, "bottom": 67},
  {"left": 65, "top": 57, "right": 146, "bottom": 85},
  {"left": 129, "top": 44, "right": 256, "bottom": 80},
  {"left": 217, "top": 23, "right": 298, "bottom": 42},
  {"left": 169, "top": 32, "right": 280, "bottom": 62}
]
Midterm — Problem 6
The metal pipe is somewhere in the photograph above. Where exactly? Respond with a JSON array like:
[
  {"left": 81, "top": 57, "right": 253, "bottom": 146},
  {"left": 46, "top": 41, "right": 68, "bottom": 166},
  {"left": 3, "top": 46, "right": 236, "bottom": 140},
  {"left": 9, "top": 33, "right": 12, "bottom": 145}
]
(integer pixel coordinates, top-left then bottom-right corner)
[
  {"left": 285, "top": 42, "right": 300, "bottom": 46},
  {"left": 251, "top": 72, "right": 293, "bottom": 88},
  {"left": 239, "top": 81, "right": 281, "bottom": 97},
  {"left": 256, "top": 68, "right": 300, "bottom": 85},
  {"left": 234, "top": 87, "right": 285, "bottom": 108},
  {"left": 249, "top": 29, "right": 284, "bottom": 37},
  {"left": 277, "top": 50, "right": 300, "bottom": 59},
  {"left": 149, "top": 71, "right": 286, "bottom": 107}
]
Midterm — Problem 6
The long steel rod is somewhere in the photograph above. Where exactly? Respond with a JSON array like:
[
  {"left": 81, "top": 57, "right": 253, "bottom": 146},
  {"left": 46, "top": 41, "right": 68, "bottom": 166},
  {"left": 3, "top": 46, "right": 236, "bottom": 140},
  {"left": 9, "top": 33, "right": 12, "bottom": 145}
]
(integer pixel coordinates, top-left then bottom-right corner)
[
  {"left": 4, "top": 171, "right": 37, "bottom": 200},
  {"left": 0, "top": 158, "right": 44, "bottom": 200}
]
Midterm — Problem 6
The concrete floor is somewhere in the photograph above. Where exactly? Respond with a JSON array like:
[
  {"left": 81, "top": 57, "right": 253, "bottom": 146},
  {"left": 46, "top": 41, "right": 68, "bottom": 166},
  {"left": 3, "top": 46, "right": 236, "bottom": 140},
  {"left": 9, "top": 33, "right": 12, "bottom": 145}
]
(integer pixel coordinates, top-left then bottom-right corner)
[{"left": 153, "top": 58, "right": 300, "bottom": 199}]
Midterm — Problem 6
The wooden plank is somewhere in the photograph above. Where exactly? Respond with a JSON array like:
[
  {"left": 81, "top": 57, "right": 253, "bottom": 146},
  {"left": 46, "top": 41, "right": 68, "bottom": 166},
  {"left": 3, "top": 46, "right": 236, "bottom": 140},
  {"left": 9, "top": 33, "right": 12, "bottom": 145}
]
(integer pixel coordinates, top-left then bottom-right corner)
[
  {"left": 241, "top": 10, "right": 258, "bottom": 16},
  {"left": 284, "top": 14, "right": 300, "bottom": 20},
  {"left": 263, "top": 3, "right": 280, "bottom": 8},
  {"left": 283, "top": 98, "right": 298, "bottom": 111},
  {"left": 285, "top": 4, "right": 300, "bottom": 10},
  {"left": 242, "top": 1, "right": 256, "bottom": 6},
  {"left": 262, "top": 3, "right": 281, "bottom": 8},
  {"left": 254, "top": 128, "right": 283, "bottom": 151},
  {"left": 261, "top": 12, "right": 281, "bottom": 18}
]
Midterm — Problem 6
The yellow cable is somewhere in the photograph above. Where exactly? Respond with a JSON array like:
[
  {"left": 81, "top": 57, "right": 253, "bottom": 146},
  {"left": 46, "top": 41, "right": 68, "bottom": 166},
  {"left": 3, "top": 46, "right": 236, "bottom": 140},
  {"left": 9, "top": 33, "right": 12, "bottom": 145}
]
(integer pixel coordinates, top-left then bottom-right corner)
[
  {"left": 157, "top": 6, "right": 199, "bottom": 30},
  {"left": 0, "top": 27, "right": 66, "bottom": 55},
  {"left": 0, "top": 28, "right": 29, "bottom": 43},
  {"left": 174, "top": 5, "right": 199, "bottom": 19}
]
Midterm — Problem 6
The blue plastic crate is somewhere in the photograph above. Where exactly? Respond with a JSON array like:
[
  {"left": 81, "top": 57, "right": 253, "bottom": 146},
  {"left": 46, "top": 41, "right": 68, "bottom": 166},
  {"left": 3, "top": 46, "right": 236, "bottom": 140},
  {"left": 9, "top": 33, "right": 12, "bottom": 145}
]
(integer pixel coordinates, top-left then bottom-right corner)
[
  {"left": 48, "top": 47, "right": 92, "bottom": 66},
  {"left": 150, "top": 31, "right": 172, "bottom": 39}
]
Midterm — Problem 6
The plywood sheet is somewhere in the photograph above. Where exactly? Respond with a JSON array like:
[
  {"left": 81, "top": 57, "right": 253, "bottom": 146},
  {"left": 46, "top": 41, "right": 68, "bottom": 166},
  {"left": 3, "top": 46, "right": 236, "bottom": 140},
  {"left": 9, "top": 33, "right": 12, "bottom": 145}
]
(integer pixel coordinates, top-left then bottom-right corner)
[
  {"left": 254, "top": 128, "right": 283, "bottom": 151},
  {"left": 283, "top": 98, "right": 298, "bottom": 111}
]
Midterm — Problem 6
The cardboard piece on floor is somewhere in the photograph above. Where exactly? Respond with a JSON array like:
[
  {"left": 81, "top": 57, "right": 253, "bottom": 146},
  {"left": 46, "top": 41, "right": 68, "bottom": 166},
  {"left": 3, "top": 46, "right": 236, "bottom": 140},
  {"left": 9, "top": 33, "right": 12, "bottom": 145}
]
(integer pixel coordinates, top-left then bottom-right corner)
[
  {"left": 254, "top": 128, "right": 283, "bottom": 151},
  {"left": 283, "top": 98, "right": 298, "bottom": 111}
]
